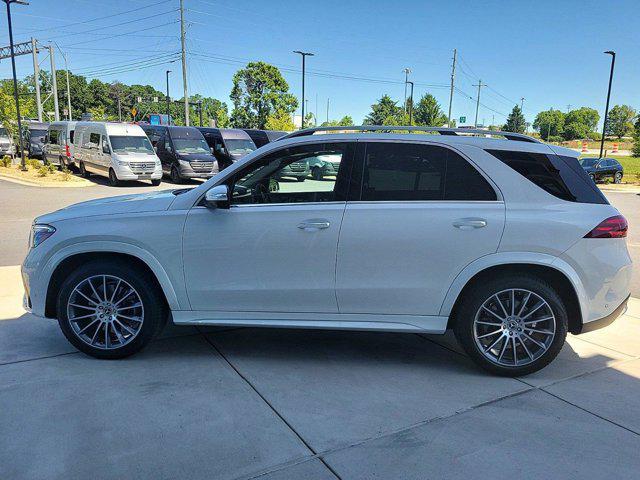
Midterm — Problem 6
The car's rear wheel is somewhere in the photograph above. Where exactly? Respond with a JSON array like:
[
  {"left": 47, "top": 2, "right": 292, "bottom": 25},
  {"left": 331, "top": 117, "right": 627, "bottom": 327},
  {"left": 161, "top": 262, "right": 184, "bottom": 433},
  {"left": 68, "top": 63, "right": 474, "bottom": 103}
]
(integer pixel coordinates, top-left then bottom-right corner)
[
  {"left": 296, "top": 177, "right": 306, "bottom": 182},
  {"left": 453, "top": 275, "right": 567, "bottom": 376},
  {"left": 79, "top": 161, "right": 90, "bottom": 178},
  {"left": 56, "top": 260, "right": 166, "bottom": 359},
  {"left": 151, "top": 179, "right": 161, "bottom": 186},
  {"left": 614, "top": 171, "right": 622, "bottom": 184},
  {"left": 312, "top": 166, "right": 323, "bottom": 181},
  {"left": 170, "top": 165, "right": 183, "bottom": 184}
]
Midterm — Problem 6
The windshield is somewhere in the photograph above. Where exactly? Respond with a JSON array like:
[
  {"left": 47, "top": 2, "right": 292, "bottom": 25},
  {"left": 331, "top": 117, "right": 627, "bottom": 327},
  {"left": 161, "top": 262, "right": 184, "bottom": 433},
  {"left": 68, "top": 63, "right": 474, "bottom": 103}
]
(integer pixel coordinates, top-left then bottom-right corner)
[
  {"left": 173, "top": 137, "right": 210, "bottom": 154},
  {"left": 579, "top": 158, "right": 598, "bottom": 167},
  {"left": 109, "top": 135, "right": 154, "bottom": 154},
  {"left": 30, "top": 129, "right": 47, "bottom": 139},
  {"left": 225, "top": 138, "right": 256, "bottom": 156}
]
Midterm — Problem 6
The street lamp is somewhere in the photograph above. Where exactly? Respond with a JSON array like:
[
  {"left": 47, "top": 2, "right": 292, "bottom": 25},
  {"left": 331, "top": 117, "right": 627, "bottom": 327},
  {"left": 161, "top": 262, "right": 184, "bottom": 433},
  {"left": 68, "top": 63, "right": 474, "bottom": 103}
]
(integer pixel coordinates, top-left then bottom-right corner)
[
  {"left": 293, "top": 50, "right": 314, "bottom": 129},
  {"left": 599, "top": 50, "right": 616, "bottom": 159},
  {"left": 3, "top": 0, "right": 29, "bottom": 170},
  {"left": 166, "top": 70, "right": 171, "bottom": 125}
]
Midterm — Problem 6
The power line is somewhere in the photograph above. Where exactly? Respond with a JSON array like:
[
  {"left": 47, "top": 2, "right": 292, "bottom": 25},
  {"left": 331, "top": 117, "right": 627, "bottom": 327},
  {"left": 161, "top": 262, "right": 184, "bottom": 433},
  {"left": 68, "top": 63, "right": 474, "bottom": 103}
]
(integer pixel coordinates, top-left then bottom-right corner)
[
  {"left": 58, "top": 21, "right": 179, "bottom": 48},
  {"left": 73, "top": 52, "right": 180, "bottom": 75}
]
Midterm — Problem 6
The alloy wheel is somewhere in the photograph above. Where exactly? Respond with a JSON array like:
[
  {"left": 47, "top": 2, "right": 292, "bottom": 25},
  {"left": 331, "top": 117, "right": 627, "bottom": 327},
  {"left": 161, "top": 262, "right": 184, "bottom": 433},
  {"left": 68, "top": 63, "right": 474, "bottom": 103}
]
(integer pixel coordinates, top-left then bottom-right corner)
[
  {"left": 473, "top": 288, "right": 556, "bottom": 367},
  {"left": 66, "top": 274, "right": 145, "bottom": 350}
]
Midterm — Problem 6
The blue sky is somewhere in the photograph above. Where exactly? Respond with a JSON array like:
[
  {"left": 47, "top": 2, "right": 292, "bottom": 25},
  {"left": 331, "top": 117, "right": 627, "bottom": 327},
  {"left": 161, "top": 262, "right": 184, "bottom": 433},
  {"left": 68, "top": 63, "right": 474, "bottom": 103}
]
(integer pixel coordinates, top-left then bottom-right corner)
[{"left": 1, "top": 0, "right": 639, "bottom": 128}]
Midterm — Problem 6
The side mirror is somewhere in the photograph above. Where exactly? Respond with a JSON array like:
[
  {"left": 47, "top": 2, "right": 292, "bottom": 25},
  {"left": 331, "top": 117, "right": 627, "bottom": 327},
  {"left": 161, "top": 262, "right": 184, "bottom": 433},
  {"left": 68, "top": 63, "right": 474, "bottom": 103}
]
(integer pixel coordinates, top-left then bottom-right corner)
[
  {"left": 153, "top": 146, "right": 158, "bottom": 153},
  {"left": 210, "top": 147, "right": 214, "bottom": 154},
  {"left": 204, "top": 184, "right": 230, "bottom": 209},
  {"left": 103, "top": 145, "right": 110, "bottom": 154}
]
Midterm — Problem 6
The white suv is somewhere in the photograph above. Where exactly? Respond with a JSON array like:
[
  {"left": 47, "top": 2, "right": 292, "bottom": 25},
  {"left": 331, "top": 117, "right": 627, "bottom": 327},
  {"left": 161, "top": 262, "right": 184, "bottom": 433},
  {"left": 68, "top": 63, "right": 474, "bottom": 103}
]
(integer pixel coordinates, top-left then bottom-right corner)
[{"left": 21, "top": 127, "right": 632, "bottom": 376}]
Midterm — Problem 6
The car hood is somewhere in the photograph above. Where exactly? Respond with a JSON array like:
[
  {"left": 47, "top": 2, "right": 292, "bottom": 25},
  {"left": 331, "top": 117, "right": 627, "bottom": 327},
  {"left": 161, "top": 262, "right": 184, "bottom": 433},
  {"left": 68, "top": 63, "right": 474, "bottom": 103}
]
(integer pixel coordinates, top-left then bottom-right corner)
[
  {"left": 179, "top": 153, "right": 216, "bottom": 162},
  {"left": 36, "top": 190, "right": 177, "bottom": 224}
]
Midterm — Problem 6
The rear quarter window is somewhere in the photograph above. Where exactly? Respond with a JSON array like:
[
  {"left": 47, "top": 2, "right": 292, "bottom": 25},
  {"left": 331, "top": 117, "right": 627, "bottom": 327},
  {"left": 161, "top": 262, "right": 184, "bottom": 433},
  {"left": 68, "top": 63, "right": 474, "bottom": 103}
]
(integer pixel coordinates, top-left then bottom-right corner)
[{"left": 486, "top": 149, "right": 608, "bottom": 205}]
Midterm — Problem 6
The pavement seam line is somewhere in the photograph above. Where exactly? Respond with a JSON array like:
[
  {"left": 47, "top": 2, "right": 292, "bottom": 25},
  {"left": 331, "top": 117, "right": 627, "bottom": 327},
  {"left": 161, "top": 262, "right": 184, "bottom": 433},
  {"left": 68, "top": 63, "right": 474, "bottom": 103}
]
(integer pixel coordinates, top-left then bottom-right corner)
[
  {"left": 541, "top": 389, "right": 640, "bottom": 437},
  {"left": 0, "top": 350, "right": 78, "bottom": 366},
  {"left": 196, "top": 327, "right": 343, "bottom": 480}
]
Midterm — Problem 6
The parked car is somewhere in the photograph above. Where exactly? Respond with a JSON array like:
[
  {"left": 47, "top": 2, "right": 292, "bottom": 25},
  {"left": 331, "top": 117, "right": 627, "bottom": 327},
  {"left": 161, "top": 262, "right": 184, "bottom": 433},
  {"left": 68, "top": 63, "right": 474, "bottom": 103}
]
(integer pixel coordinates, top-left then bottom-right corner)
[
  {"left": 43, "top": 121, "right": 77, "bottom": 168},
  {"left": 141, "top": 125, "right": 219, "bottom": 183},
  {"left": 197, "top": 127, "right": 257, "bottom": 170},
  {"left": 580, "top": 157, "right": 623, "bottom": 183},
  {"left": 243, "top": 129, "right": 288, "bottom": 148},
  {"left": 73, "top": 122, "right": 162, "bottom": 186},
  {"left": 22, "top": 126, "right": 632, "bottom": 376},
  {"left": 0, "top": 124, "right": 15, "bottom": 157},
  {"left": 23, "top": 121, "right": 49, "bottom": 159},
  {"left": 308, "top": 153, "right": 342, "bottom": 180}
]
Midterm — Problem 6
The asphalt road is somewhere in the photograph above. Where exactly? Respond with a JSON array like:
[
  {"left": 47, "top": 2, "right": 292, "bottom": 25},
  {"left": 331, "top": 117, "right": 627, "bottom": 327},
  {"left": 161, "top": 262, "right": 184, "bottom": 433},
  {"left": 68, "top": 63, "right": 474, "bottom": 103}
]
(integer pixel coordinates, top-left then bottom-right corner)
[{"left": 1, "top": 178, "right": 639, "bottom": 296}]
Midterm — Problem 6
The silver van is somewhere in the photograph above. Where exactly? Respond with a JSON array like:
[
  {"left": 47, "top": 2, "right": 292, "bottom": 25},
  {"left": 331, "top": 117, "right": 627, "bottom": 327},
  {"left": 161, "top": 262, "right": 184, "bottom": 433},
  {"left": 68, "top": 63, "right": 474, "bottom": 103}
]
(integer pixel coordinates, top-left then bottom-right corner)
[
  {"left": 0, "top": 124, "right": 15, "bottom": 157},
  {"left": 43, "top": 121, "right": 77, "bottom": 168}
]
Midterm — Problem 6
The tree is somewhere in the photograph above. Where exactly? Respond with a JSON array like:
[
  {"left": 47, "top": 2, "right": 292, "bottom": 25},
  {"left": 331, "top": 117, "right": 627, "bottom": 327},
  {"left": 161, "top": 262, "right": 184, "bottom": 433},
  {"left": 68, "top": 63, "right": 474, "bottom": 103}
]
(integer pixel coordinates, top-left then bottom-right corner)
[
  {"left": 533, "top": 108, "right": 565, "bottom": 140},
  {"left": 562, "top": 107, "right": 599, "bottom": 140},
  {"left": 0, "top": 80, "right": 35, "bottom": 145},
  {"left": 502, "top": 105, "right": 526, "bottom": 133},
  {"left": 632, "top": 117, "right": 640, "bottom": 158},
  {"left": 605, "top": 105, "right": 636, "bottom": 139},
  {"left": 229, "top": 62, "right": 297, "bottom": 129},
  {"left": 321, "top": 115, "right": 353, "bottom": 127},
  {"left": 413, "top": 94, "right": 447, "bottom": 126},
  {"left": 265, "top": 108, "right": 295, "bottom": 131},
  {"left": 363, "top": 94, "right": 404, "bottom": 125}
]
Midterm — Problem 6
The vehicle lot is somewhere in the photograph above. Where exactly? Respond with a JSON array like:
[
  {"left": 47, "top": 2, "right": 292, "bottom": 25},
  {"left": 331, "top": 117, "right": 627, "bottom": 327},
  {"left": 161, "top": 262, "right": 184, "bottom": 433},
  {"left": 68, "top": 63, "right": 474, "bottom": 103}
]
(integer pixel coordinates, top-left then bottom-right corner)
[{"left": 1, "top": 179, "right": 640, "bottom": 479}]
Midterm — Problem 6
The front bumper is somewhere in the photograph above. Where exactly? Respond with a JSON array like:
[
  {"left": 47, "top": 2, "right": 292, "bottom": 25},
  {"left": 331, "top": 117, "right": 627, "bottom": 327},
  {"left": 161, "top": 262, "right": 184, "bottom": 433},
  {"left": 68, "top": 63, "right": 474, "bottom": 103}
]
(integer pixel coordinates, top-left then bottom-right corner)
[{"left": 115, "top": 164, "right": 163, "bottom": 181}]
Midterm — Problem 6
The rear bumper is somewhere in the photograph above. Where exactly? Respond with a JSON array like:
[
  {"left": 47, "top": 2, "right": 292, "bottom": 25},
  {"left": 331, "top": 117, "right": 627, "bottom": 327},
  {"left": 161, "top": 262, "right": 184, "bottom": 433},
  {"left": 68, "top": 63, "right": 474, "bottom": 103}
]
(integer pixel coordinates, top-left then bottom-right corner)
[{"left": 575, "top": 294, "right": 629, "bottom": 334}]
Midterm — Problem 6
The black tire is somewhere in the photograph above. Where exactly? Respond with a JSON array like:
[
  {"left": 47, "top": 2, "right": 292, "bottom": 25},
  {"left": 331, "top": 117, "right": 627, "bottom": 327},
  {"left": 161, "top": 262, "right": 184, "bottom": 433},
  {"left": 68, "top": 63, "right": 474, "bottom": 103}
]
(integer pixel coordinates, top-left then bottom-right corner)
[
  {"left": 56, "top": 260, "right": 167, "bottom": 359},
  {"left": 453, "top": 275, "right": 568, "bottom": 376},
  {"left": 170, "top": 165, "right": 183, "bottom": 184},
  {"left": 614, "top": 171, "right": 622, "bottom": 184},
  {"left": 296, "top": 177, "right": 306, "bottom": 182},
  {"left": 108, "top": 168, "right": 121, "bottom": 187},
  {"left": 312, "top": 166, "right": 323, "bottom": 181},
  {"left": 79, "top": 161, "right": 90, "bottom": 178},
  {"left": 151, "top": 179, "right": 161, "bottom": 186}
]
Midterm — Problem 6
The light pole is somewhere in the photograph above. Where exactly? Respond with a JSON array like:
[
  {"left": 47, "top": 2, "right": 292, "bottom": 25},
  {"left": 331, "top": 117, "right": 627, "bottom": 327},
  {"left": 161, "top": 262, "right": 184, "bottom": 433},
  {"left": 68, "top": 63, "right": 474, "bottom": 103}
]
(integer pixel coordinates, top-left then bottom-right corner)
[
  {"left": 403, "top": 67, "right": 411, "bottom": 113},
  {"left": 293, "top": 50, "right": 314, "bottom": 129},
  {"left": 4, "top": 0, "right": 29, "bottom": 169},
  {"left": 600, "top": 50, "right": 616, "bottom": 159},
  {"left": 406, "top": 81, "right": 414, "bottom": 125},
  {"left": 165, "top": 70, "right": 171, "bottom": 125}
]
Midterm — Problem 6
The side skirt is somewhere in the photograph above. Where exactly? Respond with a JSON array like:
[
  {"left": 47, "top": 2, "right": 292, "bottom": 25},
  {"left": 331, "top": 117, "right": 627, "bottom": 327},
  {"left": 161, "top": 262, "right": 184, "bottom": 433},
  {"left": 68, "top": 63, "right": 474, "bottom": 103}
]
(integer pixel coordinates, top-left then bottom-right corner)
[{"left": 172, "top": 310, "right": 449, "bottom": 334}]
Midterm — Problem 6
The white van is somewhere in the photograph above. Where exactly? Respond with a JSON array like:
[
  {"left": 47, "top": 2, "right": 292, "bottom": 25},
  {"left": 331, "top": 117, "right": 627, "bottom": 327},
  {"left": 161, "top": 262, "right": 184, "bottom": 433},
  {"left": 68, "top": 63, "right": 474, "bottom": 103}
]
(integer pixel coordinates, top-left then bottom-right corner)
[
  {"left": 73, "top": 122, "right": 162, "bottom": 186},
  {"left": 44, "top": 121, "right": 76, "bottom": 168}
]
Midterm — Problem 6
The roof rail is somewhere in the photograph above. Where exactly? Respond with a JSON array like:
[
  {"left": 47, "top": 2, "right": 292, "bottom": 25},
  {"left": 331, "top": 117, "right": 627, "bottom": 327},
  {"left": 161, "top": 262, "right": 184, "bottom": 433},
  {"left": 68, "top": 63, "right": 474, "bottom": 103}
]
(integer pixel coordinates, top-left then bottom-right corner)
[{"left": 280, "top": 125, "right": 541, "bottom": 143}]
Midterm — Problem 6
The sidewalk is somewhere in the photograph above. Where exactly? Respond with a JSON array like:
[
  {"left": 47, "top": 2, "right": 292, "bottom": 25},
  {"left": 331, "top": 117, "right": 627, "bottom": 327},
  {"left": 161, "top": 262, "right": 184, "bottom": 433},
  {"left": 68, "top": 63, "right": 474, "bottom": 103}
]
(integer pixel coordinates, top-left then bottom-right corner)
[{"left": 1, "top": 266, "right": 639, "bottom": 479}]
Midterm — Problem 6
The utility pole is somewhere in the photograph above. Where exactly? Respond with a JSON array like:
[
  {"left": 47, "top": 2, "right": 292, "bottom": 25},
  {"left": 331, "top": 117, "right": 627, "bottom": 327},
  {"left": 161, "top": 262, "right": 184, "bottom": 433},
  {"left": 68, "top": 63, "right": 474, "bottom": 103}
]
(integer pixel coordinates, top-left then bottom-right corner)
[
  {"left": 600, "top": 50, "right": 616, "bottom": 159},
  {"left": 566, "top": 104, "right": 572, "bottom": 113},
  {"left": 49, "top": 44, "right": 59, "bottom": 121},
  {"left": 315, "top": 93, "right": 318, "bottom": 126},
  {"left": 179, "top": 0, "right": 189, "bottom": 125},
  {"left": 30, "top": 37, "right": 42, "bottom": 122},
  {"left": 116, "top": 93, "right": 122, "bottom": 122},
  {"left": 58, "top": 45, "right": 72, "bottom": 121},
  {"left": 447, "top": 49, "right": 456, "bottom": 127},
  {"left": 293, "top": 50, "right": 314, "bottom": 129},
  {"left": 403, "top": 67, "right": 411, "bottom": 113},
  {"left": 472, "top": 80, "right": 486, "bottom": 128},
  {"left": 166, "top": 70, "right": 171, "bottom": 125},
  {"left": 198, "top": 100, "right": 203, "bottom": 127},
  {"left": 407, "top": 81, "right": 414, "bottom": 125},
  {"left": 326, "top": 98, "right": 329, "bottom": 123},
  {"left": 520, "top": 97, "right": 525, "bottom": 111}
]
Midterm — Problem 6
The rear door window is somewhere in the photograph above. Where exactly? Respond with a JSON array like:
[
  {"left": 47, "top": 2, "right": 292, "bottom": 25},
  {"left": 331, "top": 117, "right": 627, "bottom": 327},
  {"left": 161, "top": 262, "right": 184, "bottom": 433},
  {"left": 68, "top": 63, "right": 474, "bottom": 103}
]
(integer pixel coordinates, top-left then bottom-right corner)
[
  {"left": 359, "top": 142, "right": 497, "bottom": 201},
  {"left": 486, "top": 149, "right": 608, "bottom": 204}
]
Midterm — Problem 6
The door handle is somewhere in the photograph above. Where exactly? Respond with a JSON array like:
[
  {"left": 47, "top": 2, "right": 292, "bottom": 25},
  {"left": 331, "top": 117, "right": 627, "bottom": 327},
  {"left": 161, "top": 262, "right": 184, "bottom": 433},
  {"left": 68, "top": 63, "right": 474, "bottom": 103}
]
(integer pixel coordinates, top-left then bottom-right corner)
[
  {"left": 298, "top": 219, "right": 330, "bottom": 230},
  {"left": 453, "top": 218, "right": 487, "bottom": 230}
]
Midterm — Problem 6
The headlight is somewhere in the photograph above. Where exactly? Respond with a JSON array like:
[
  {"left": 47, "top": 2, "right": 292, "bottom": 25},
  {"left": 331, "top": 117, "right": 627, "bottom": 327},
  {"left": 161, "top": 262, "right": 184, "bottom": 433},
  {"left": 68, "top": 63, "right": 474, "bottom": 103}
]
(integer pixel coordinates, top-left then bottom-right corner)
[
  {"left": 117, "top": 160, "right": 129, "bottom": 166},
  {"left": 30, "top": 224, "right": 56, "bottom": 248}
]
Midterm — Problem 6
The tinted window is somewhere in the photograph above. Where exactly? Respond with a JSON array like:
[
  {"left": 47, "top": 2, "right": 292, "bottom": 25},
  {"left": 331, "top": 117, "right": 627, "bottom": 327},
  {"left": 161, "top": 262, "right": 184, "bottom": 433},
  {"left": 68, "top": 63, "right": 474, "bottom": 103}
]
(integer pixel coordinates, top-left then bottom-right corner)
[
  {"left": 230, "top": 142, "right": 354, "bottom": 205},
  {"left": 69, "top": 130, "right": 74, "bottom": 143},
  {"left": 360, "top": 143, "right": 496, "bottom": 201},
  {"left": 109, "top": 135, "right": 154, "bottom": 154},
  {"left": 48, "top": 130, "right": 59, "bottom": 145},
  {"left": 579, "top": 158, "right": 598, "bottom": 167},
  {"left": 89, "top": 132, "right": 100, "bottom": 145},
  {"left": 486, "top": 149, "right": 608, "bottom": 205}
]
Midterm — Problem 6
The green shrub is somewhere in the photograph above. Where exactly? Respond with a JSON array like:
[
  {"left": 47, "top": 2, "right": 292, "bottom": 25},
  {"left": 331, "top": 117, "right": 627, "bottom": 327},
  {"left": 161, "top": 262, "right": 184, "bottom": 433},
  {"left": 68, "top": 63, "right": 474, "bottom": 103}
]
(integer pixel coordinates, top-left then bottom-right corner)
[
  {"left": 61, "top": 166, "right": 72, "bottom": 181},
  {"left": 28, "top": 158, "right": 41, "bottom": 169},
  {"left": 47, "top": 163, "right": 57, "bottom": 174},
  {"left": 1, "top": 155, "right": 11, "bottom": 167},
  {"left": 37, "top": 165, "right": 49, "bottom": 177}
]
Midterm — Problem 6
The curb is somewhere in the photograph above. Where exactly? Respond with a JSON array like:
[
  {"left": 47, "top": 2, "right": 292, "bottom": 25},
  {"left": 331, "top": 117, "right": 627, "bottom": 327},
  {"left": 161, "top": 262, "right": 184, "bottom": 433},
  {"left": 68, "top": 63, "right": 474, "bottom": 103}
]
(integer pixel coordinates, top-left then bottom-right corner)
[{"left": 0, "top": 173, "right": 95, "bottom": 188}]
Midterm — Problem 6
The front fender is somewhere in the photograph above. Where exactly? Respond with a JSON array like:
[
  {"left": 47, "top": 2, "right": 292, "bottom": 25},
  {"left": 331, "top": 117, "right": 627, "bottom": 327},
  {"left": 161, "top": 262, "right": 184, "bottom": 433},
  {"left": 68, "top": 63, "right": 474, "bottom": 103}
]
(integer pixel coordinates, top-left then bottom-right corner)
[{"left": 438, "top": 252, "right": 589, "bottom": 323}]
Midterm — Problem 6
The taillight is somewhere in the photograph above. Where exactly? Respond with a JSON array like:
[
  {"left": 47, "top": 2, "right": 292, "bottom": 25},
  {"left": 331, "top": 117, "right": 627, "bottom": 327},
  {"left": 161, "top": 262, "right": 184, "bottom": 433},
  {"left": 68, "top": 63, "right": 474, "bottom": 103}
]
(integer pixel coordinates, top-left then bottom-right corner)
[
  {"left": 65, "top": 144, "right": 71, "bottom": 158},
  {"left": 584, "top": 215, "right": 628, "bottom": 238}
]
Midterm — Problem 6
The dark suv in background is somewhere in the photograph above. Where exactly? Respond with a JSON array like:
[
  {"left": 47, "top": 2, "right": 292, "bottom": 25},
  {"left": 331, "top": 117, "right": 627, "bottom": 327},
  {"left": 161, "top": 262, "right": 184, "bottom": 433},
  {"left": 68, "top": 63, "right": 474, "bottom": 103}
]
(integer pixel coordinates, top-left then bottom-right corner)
[
  {"left": 580, "top": 157, "right": 623, "bottom": 183},
  {"left": 243, "top": 129, "right": 287, "bottom": 148},
  {"left": 23, "top": 121, "right": 49, "bottom": 159},
  {"left": 197, "top": 128, "right": 256, "bottom": 170}
]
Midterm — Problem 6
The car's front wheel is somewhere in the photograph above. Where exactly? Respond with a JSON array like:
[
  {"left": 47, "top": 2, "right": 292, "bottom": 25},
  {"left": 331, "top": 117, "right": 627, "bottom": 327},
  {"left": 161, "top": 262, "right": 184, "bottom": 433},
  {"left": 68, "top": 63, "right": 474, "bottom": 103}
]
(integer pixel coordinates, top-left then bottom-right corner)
[
  {"left": 614, "top": 171, "right": 622, "bottom": 184},
  {"left": 453, "top": 275, "right": 567, "bottom": 376},
  {"left": 56, "top": 260, "right": 167, "bottom": 359}
]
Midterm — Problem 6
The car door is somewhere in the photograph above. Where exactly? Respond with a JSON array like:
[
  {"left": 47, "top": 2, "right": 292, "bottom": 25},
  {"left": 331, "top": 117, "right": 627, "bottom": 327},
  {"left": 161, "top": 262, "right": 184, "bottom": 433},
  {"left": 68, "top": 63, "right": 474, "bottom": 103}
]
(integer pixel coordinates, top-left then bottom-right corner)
[
  {"left": 336, "top": 141, "right": 505, "bottom": 316},
  {"left": 182, "top": 140, "right": 356, "bottom": 313}
]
